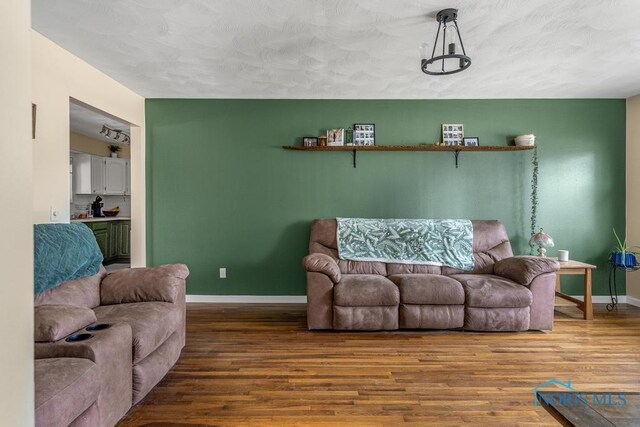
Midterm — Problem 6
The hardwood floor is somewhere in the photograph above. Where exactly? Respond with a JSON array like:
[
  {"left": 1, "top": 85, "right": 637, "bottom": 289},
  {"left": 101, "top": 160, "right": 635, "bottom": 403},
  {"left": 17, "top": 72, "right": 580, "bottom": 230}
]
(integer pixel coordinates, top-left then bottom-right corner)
[{"left": 119, "top": 303, "right": 640, "bottom": 426}]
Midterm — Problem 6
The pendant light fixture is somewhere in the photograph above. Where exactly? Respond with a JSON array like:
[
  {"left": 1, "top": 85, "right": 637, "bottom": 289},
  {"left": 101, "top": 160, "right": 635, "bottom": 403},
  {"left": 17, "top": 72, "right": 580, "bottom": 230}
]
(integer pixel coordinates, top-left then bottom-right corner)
[{"left": 420, "top": 8, "right": 471, "bottom": 75}]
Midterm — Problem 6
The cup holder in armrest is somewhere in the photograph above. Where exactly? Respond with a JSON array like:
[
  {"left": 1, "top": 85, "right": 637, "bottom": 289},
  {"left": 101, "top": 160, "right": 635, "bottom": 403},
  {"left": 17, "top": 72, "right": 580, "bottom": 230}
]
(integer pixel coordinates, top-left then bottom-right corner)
[
  {"left": 85, "top": 323, "right": 111, "bottom": 332},
  {"left": 65, "top": 333, "right": 93, "bottom": 343}
]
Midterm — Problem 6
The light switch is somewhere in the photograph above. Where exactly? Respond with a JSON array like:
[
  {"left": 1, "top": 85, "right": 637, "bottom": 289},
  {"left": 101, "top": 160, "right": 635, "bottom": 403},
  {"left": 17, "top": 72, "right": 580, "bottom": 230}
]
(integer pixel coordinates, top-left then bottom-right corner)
[{"left": 50, "top": 206, "right": 60, "bottom": 222}]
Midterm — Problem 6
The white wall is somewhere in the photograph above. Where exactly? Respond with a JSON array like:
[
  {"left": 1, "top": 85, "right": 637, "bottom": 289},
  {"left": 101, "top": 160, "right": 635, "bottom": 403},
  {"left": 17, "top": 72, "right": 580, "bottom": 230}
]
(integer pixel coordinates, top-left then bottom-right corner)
[
  {"left": 0, "top": 0, "right": 34, "bottom": 424},
  {"left": 31, "top": 32, "right": 147, "bottom": 266},
  {"left": 627, "top": 95, "right": 640, "bottom": 300}
]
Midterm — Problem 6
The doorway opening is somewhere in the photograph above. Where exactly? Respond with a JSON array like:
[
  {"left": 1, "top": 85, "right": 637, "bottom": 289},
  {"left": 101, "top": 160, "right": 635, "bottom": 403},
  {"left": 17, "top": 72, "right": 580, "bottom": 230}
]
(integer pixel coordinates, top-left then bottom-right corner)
[{"left": 69, "top": 99, "right": 132, "bottom": 272}]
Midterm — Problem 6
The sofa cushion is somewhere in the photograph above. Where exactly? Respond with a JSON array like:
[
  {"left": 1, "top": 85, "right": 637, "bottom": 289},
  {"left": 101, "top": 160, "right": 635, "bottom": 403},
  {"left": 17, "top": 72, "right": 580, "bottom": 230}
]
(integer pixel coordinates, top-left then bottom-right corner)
[
  {"left": 35, "top": 358, "right": 99, "bottom": 427},
  {"left": 494, "top": 256, "right": 560, "bottom": 286},
  {"left": 337, "top": 259, "right": 387, "bottom": 276},
  {"left": 34, "top": 305, "right": 97, "bottom": 342},
  {"left": 464, "top": 307, "right": 530, "bottom": 331},
  {"left": 333, "top": 306, "right": 398, "bottom": 330},
  {"left": 34, "top": 265, "right": 106, "bottom": 309},
  {"left": 100, "top": 264, "right": 189, "bottom": 304},
  {"left": 94, "top": 302, "right": 181, "bottom": 364},
  {"left": 308, "top": 219, "right": 387, "bottom": 276},
  {"left": 386, "top": 264, "right": 442, "bottom": 275},
  {"left": 400, "top": 304, "right": 464, "bottom": 329},
  {"left": 451, "top": 274, "right": 533, "bottom": 308},
  {"left": 334, "top": 275, "right": 399, "bottom": 306},
  {"left": 388, "top": 274, "right": 465, "bottom": 305}
]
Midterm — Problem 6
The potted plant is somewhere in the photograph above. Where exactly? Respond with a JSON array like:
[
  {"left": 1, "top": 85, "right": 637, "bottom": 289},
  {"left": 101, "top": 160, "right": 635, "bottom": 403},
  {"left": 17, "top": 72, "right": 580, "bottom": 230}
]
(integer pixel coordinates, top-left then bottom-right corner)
[
  {"left": 610, "top": 228, "right": 638, "bottom": 268},
  {"left": 108, "top": 144, "right": 121, "bottom": 158}
]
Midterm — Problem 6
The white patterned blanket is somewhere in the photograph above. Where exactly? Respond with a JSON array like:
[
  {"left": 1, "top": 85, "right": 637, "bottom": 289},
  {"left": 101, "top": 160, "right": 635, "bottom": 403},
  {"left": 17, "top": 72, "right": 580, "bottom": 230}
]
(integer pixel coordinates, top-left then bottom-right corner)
[{"left": 336, "top": 218, "right": 474, "bottom": 270}]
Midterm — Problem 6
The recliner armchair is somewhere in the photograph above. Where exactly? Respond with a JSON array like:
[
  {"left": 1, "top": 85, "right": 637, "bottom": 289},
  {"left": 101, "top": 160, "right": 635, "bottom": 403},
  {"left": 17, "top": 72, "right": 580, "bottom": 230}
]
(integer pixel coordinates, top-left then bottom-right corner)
[{"left": 34, "top": 263, "right": 188, "bottom": 427}]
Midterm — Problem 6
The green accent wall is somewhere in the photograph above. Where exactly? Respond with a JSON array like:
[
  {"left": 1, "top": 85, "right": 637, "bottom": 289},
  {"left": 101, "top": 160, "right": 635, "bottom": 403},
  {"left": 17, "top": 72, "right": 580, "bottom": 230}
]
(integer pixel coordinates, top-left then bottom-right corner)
[{"left": 146, "top": 99, "right": 625, "bottom": 296}]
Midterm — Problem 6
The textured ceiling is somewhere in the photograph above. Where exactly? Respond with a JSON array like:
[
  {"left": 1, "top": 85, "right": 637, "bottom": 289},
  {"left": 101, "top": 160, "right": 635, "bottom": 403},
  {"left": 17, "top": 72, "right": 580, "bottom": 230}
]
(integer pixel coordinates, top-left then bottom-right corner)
[
  {"left": 70, "top": 101, "right": 130, "bottom": 144},
  {"left": 33, "top": 0, "right": 640, "bottom": 99}
]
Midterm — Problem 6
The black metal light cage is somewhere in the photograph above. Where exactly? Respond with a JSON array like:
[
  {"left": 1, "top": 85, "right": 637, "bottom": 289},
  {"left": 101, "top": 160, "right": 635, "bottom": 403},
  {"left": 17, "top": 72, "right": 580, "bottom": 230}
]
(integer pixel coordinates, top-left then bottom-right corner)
[{"left": 421, "top": 8, "right": 471, "bottom": 76}]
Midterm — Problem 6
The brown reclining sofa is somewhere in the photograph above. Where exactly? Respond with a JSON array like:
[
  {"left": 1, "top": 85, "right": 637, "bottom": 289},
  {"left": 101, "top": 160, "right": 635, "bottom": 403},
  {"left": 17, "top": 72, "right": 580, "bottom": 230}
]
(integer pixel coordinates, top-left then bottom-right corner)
[
  {"left": 34, "top": 263, "right": 188, "bottom": 426},
  {"left": 303, "top": 219, "right": 559, "bottom": 332}
]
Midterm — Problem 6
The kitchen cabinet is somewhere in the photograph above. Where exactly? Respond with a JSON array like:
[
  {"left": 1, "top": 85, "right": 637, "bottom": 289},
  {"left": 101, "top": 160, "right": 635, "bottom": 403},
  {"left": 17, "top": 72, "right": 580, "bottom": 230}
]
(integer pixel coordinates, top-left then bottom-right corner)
[
  {"left": 104, "top": 158, "right": 127, "bottom": 195},
  {"left": 117, "top": 221, "right": 131, "bottom": 257},
  {"left": 91, "top": 156, "right": 105, "bottom": 194},
  {"left": 107, "top": 222, "right": 118, "bottom": 259},
  {"left": 83, "top": 220, "right": 130, "bottom": 263},
  {"left": 72, "top": 153, "right": 129, "bottom": 196},
  {"left": 88, "top": 222, "right": 109, "bottom": 258},
  {"left": 73, "top": 153, "right": 101, "bottom": 195},
  {"left": 125, "top": 160, "right": 131, "bottom": 196}
]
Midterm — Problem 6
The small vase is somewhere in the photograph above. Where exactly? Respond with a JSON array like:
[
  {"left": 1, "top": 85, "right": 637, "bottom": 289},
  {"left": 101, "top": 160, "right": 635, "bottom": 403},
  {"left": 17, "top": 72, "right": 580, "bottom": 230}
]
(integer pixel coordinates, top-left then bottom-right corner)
[{"left": 111, "top": 152, "right": 118, "bottom": 158}]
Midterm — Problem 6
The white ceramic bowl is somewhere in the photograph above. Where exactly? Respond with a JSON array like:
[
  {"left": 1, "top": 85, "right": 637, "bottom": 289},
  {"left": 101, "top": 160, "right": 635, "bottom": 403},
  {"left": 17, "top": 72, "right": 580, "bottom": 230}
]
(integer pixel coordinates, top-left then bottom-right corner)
[{"left": 515, "top": 134, "right": 535, "bottom": 146}]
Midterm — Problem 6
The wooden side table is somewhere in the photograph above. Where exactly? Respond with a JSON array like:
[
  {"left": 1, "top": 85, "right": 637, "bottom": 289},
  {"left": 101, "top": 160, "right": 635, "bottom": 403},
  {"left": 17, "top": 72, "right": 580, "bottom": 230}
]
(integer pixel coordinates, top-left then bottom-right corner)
[{"left": 554, "top": 259, "right": 597, "bottom": 320}]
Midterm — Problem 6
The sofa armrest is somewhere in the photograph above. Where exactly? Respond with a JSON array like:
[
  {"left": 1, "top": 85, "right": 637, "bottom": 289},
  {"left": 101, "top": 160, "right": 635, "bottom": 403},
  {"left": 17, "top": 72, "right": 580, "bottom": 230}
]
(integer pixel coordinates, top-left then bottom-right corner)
[
  {"left": 34, "top": 304, "right": 97, "bottom": 342},
  {"left": 303, "top": 253, "right": 341, "bottom": 284},
  {"left": 100, "top": 264, "right": 189, "bottom": 304},
  {"left": 494, "top": 256, "right": 559, "bottom": 286}
]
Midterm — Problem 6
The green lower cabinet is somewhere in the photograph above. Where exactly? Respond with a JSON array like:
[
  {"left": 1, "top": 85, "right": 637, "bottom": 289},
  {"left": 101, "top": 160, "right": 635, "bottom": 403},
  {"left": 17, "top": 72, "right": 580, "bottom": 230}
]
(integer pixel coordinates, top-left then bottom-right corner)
[
  {"left": 82, "top": 220, "right": 130, "bottom": 263},
  {"left": 117, "top": 221, "right": 131, "bottom": 258},
  {"left": 93, "top": 228, "right": 109, "bottom": 259},
  {"left": 108, "top": 222, "right": 119, "bottom": 259}
]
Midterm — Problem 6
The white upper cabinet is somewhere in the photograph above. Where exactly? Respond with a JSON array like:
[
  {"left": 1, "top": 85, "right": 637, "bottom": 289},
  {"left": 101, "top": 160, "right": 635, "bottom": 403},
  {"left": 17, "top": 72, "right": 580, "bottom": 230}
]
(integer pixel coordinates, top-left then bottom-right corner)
[
  {"left": 125, "top": 160, "right": 131, "bottom": 196},
  {"left": 73, "top": 153, "right": 100, "bottom": 195},
  {"left": 91, "top": 155, "right": 105, "bottom": 194},
  {"left": 73, "top": 153, "right": 130, "bottom": 196},
  {"left": 104, "top": 158, "right": 127, "bottom": 195}
]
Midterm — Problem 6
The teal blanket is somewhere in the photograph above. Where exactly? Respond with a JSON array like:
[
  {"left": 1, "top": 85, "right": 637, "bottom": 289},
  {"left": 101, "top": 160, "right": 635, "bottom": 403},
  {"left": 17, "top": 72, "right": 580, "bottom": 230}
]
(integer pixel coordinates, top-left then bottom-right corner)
[
  {"left": 337, "top": 218, "right": 474, "bottom": 270},
  {"left": 34, "top": 223, "right": 103, "bottom": 294}
]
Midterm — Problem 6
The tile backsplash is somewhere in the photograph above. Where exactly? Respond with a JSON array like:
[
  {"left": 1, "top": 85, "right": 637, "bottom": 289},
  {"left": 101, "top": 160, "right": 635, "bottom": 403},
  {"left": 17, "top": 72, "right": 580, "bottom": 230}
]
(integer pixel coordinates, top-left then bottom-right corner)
[{"left": 72, "top": 194, "right": 131, "bottom": 218}]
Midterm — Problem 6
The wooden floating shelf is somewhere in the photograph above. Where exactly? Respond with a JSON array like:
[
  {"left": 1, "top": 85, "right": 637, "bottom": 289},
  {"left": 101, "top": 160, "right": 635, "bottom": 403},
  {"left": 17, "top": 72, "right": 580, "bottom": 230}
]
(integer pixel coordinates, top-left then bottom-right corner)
[
  {"left": 282, "top": 144, "right": 534, "bottom": 152},
  {"left": 282, "top": 144, "right": 534, "bottom": 168}
]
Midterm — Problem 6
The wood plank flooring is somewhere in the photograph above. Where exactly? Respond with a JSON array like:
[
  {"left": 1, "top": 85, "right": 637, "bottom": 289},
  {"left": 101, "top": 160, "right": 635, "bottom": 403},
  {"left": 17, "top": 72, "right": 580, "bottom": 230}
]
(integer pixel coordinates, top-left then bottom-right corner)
[{"left": 119, "top": 303, "right": 640, "bottom": 426}]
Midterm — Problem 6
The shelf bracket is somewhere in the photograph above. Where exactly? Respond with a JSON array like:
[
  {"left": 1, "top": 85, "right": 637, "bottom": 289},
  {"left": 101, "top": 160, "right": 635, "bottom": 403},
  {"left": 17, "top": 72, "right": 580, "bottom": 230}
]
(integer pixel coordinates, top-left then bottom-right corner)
[
  {"left": 454, "top": 150, "right": 460, "bottom": 168},
  {"left": 352, "top": 149, "right": 357, "bottom": 168}
]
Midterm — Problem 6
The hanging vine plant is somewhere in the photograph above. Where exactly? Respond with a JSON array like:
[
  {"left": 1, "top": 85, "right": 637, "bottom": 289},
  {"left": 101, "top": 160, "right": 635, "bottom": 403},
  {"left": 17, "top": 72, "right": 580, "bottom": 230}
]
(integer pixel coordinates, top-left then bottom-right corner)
[{"left": 530, "top": 146, "right": 539, "bottom": 253}]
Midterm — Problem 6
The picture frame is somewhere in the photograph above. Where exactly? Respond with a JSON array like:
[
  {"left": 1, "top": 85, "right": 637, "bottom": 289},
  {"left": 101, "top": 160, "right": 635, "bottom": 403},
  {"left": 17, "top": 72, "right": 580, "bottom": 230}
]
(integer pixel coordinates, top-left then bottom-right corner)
[
  {"left": 463, "top": 136, "right": 480, "bottom": 147},
  {"left": 327, "top": 128, "right": 345, "bottom": 146},
  {"left": 442, "top": 123, "right": 464, "bottom": 146},
  {"left": 353, "top": 123, "right": 375, "bottom": 146},
  {"left": 303, "top": 136, "right": 318, "bottom": 147}
]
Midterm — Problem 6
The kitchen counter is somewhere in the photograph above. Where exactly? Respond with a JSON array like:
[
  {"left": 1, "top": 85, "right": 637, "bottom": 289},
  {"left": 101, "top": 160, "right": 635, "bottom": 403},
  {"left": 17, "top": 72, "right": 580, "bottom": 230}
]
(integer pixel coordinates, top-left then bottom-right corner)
[{"left": 71, "top": 216, "right": 131, "bottom": 223}]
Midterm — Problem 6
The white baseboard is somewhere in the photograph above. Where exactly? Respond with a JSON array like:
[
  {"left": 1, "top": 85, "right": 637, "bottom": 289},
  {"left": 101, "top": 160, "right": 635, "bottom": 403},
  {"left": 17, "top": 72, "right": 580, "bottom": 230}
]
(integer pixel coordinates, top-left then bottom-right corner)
[
  {"left": 186, "top": 295, "right": 307, "bottom": 303},
  {"left": 569, "top": 295, "right": 625, "bottom": 303},
  {"left": 570, "top": 295, "right": 627, "bottom": 304},
  {"left": 186, "top": 294, "right": 638, "bottom": 306},
  {"left": 627, "top": 295, "right": 640, "bottom": 307}
]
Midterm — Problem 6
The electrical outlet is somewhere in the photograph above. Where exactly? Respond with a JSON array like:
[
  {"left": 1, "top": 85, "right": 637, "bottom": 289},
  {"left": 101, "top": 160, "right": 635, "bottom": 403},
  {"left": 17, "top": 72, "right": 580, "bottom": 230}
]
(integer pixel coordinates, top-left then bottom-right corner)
[
  {"left": 50, "top": 206, "right": 60, "bottom": 222},
  {"left": 219, "top": 268, "right": 227, "bottom": 279}
]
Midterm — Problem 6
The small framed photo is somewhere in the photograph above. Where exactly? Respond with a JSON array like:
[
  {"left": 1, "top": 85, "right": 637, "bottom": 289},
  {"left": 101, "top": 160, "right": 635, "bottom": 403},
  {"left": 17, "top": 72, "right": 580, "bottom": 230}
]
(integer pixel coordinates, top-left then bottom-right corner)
[
  {"left": 303, "top": 136, "right": 318, "bottom": 147},
  {"left": 327, "top": 128, "right": 345, "bottom": 146},
  {"left": 463, "top": 137, "right": 480, "bottom": 147},
  {"left": 442, "top": 123, "right": 464, "bottom": 146},
  {"left": 353, "top": 123, "right": 375, "bottom": 146}
]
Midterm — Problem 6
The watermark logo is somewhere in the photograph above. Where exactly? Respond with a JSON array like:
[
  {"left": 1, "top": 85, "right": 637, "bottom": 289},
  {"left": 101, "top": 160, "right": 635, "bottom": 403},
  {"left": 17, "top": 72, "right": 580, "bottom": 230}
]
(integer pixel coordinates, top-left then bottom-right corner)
[{"left": 531, "top": 378, "right": 627, "bottom": 407}]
